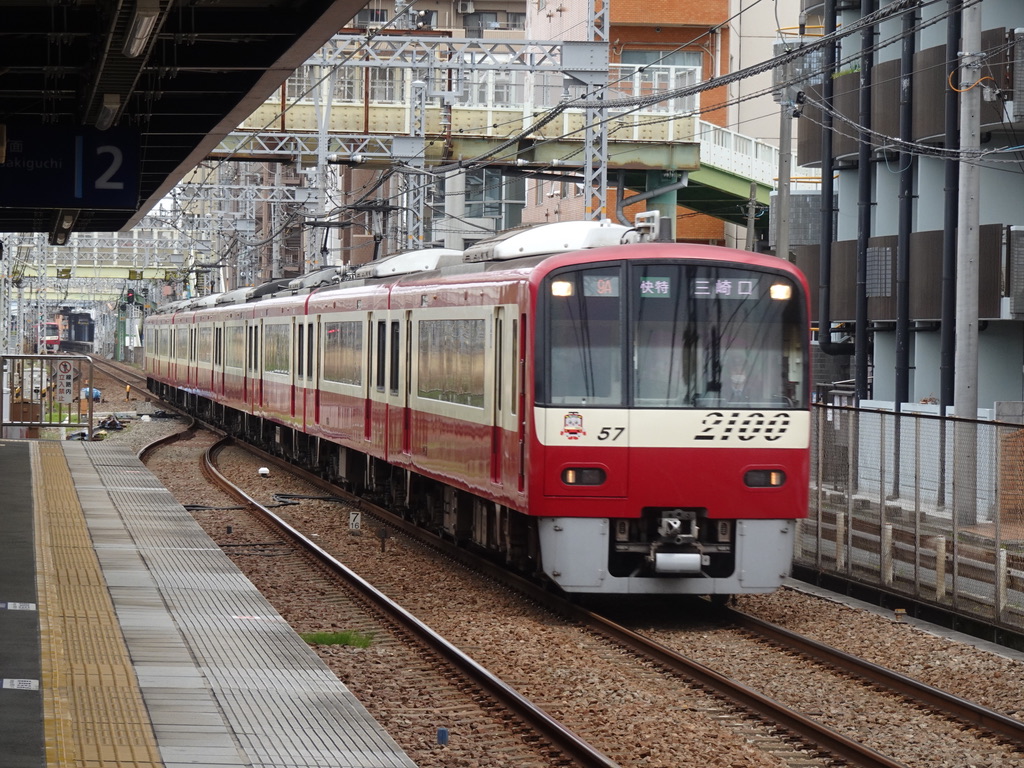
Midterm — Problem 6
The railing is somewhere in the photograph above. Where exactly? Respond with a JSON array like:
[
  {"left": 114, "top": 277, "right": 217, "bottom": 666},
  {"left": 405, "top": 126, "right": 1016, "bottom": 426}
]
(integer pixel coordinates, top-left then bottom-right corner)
[
  {"left": 280, "top": 63, "right": 780, "bottom": 187},
  {"left": 801, "top": 403, "right": 1024, "bottom": 636},
  {"left": 1, "top": 354, "right": 96, "bottom": 439}
]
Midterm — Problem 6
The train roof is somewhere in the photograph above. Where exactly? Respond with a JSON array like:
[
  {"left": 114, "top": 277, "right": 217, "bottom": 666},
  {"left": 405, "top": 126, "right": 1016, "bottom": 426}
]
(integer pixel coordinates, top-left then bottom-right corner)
[{"left": 148, "top": 218, "right": 669, "bottom": 315}]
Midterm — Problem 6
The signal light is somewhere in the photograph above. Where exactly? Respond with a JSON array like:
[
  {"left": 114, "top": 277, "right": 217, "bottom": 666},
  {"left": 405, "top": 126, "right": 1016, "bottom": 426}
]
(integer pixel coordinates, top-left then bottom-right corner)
[{"left": 126, "top": 288, "right": 135, "bottom": 303}]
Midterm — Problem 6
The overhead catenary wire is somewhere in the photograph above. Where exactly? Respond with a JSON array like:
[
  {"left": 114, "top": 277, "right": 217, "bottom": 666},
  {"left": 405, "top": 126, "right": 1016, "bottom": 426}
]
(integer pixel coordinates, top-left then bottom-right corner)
[{"left": 154, "top": 0, "right": 998, "bottom": 268}]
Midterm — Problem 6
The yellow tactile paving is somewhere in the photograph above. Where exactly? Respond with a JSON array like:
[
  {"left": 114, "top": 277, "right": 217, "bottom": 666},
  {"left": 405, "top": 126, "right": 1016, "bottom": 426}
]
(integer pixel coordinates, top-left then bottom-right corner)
[{"left": 33, "top": 442, "right": 164, "bottom": 768}]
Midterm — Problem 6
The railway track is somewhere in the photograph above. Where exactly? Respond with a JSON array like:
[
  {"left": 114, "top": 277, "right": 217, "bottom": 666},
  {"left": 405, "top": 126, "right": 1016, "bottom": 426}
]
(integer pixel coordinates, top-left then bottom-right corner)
[
  {"left": 132, "top": 417, "right": 1024, "bottom": 768},
  {"left": 141, "top": 427, "right": 619, "bottom": 768},
  {"left": 236, "top": 439, "right": 1024, "bottom": 766},
  {"left": 720, "top": 607, "right": 1024, "bottom": 747},
  {"left": 87, "top": 356, "right": 149, "bottom": 397},
  {"left": 97, "top": 368, "right": 1024, "bottom": 767}
]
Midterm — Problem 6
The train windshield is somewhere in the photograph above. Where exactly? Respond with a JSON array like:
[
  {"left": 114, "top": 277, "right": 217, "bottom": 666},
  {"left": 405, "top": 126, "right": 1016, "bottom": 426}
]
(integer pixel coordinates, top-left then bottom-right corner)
[{"left": 540, "top": 261, "right": 807, "bottom": 409}]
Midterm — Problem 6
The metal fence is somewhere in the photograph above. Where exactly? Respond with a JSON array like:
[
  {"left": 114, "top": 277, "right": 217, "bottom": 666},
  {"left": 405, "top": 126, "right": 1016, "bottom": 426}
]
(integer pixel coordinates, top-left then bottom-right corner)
[
  {"left": 799, "top": 402, "right": 1024, "bottom": 635},
  {"left": 1, "top": 354, "right": 96, "bottom": 439}
]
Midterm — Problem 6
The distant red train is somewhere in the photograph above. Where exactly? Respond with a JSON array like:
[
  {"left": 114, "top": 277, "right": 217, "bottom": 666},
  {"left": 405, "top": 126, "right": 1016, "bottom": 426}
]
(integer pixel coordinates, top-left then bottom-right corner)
[
  {"left": 145, "top": 220, "right": 811, "bottom": 597},
  {"left": 43, "top": 321, "right": 61, "bottom": 351}
]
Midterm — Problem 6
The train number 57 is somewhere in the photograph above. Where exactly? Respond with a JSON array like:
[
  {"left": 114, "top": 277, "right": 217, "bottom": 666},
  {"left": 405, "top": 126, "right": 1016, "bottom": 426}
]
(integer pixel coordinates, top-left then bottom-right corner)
[{"left": 597, "top": 426, "right": 625, "bottom": 441}]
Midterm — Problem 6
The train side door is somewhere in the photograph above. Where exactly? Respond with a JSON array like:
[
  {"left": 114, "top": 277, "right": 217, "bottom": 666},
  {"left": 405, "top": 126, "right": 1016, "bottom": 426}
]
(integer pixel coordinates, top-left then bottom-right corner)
[
  {"left": 215, "top": 323, "right": 224, "bottom": 397},
  {"left": 490, "top": 307, "right": 505, "bottom": 484},
  {"left": 312, "top": 316, "right": 321, "bottom": 426},
  {"left": 390, "top": 311, "right": 411, "bottom": 456},
  {"left": 516, "top": 314, "right": 527, "bottom": 493},
  {"left": 293, "top": 319, "right": 301, "bottom": 419},
  {"left": 243, "top": 321, "right": 251, "bottom": 410},
  {"left": 366, "top": 311, "right": 387, "bottom": 451},
  {"left": 242, "top": 320, "right": 250, "bottom": 410},
  {"left": 189, "top": 326, "right": 197, "bottom": 391},
  {"left": 295, "top": 317, "right": 314, "bottom": 425},
  {"left": 247, "top": 320, "right": 263, "bottom": 412}
]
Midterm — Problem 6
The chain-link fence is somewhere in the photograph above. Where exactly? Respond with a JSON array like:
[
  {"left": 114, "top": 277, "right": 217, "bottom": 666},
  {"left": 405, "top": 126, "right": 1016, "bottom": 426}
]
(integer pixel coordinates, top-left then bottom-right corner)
[{"left": 799, "top": 402, "right": 1024, "bottom": 634}]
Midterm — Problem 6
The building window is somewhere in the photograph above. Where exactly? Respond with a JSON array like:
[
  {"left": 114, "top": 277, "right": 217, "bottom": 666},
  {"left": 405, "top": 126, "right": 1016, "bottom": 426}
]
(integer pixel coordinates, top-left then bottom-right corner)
[
  {"left": 355, "top": 7, "right": 388, "bottom": 26},
  {"left": 866, "top": 246, "right": 892, "bottom": 298},
  {"left": 465, "top": 168, "right": 525, "bottom": 230}
]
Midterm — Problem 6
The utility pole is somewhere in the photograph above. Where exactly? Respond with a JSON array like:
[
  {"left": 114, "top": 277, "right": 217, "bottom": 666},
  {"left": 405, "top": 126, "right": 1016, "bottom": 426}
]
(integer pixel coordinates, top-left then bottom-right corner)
[
  {"left": 954, "top": 5, "right": 981, "bottom": 418},
  {"left": 745, "top": 181, "right": 758, "bottom": 251},
  {"left": 776, "top": 99, "right": 793, "bottom": 261},
  {"left": 953, "top": 2, "right": 981, "bottom": 526},
  {"left": 771, "top": 30, "right": 802, "bottom": 262}
]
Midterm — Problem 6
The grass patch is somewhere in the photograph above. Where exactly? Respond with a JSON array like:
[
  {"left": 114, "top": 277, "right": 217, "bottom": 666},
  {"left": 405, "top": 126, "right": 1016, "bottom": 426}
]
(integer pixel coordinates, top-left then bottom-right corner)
[{"left": 300, "top": 630, "right": 374, "bottom": 648}]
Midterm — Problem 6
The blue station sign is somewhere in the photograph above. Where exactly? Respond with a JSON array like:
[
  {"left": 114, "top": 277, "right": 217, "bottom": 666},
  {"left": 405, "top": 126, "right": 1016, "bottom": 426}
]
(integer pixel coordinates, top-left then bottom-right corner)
[{"left": 0, "top": 124, "right": 140, "bottom": 209}]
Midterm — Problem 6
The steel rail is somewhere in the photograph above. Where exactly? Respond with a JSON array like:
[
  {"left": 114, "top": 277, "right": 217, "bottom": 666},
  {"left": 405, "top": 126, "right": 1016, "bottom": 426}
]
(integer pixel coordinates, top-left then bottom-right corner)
[
  {"left": 215, "top": 435, "right": 909, "bottom": 768},
  {"left": 726, "top": 606, "right": 1024, "bottom": 746},
  {"left": 200, "top": 437, "right": 621, "bottom": 768}
]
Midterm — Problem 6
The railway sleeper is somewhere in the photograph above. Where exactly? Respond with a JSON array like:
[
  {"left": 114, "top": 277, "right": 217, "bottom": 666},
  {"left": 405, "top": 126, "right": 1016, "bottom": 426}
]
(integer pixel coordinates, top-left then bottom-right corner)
[{"left": 173, "top": 389, "right": 546, "bottom": 587}]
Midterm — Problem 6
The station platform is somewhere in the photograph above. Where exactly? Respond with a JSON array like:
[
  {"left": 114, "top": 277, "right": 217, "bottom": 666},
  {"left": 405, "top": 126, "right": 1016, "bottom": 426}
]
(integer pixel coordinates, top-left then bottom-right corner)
[{"left": 0, "top": 438, "right": 417, "bottom": 768}]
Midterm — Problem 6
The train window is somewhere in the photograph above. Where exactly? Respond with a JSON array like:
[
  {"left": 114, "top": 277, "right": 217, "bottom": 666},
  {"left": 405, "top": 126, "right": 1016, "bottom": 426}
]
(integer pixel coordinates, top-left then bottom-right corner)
[
  {"left": 306, "top": 322, "right": 314, "bottom": 380},
  {"left": 542, "top": 265, "right": 624, "bottom": 406},
  {"left": 511, "top": 317, "right": 519, "bottom": 415},
  {"left": 174, "top": 327, "right": 187, "bottom": 360},
  {"left": 539, "top": 262, "right": 807, "bottom": 409},
  {"left": 297, "top": 324, "right": 304, "bottom": 377},
  {"left": 214, "top": 327, "right": 223, "bottom": 366},
  {"left": 264, "top": 324, "right": 290, "bottom": 375},
  {"left": 417, "top": 318, "right": 486, "bottom": 407},
  {"left": 389, "top": 321, "right": 400, "bottom": 394},
  {"left": 495, "top": 316, "right": 503, "bottom": 412},
  {"left": 197, "top": 327, "right": 213, "bottom": 363},
  {"left": 375, "top": 321, "right": 387, "bottom": 391},
  {"left": 248, "top": 325, "right": 260, "bottom": 371},
  {"left": 323, "top": 321, "right": 363, "bottom": 385},
  {"left": 632, "top": 265, "right": 806, "bottom": 409},
  {"left": 225, "top": 326, "right": 244, "bottom": 368}
]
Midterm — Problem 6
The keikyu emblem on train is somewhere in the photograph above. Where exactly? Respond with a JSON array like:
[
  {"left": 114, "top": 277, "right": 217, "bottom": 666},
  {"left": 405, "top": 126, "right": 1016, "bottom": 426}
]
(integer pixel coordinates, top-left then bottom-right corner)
[{"left": 560, "top": 411, "right": 586, "bottom": 440}]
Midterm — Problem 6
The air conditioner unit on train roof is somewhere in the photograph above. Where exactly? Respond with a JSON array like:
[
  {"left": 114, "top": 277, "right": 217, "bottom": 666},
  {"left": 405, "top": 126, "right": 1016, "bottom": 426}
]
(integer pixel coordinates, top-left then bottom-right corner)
[
  {"left": 355, "top": 248, "right": 464, "bottom": 279},
  {"left": 463, "top": 220, "right": 634, "bottom": 262}
]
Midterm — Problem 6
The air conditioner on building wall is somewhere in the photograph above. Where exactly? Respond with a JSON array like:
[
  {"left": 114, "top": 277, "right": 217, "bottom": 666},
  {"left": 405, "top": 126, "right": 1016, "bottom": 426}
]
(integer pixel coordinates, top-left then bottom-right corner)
[{"left": 457, "top": 1, "right": 474, "bottom": 14}]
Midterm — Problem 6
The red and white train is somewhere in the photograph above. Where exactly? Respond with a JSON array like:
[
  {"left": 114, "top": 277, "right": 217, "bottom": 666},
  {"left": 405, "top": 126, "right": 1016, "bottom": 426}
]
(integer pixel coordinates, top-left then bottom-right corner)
[{"left": 145, "top": 219, "right": 811, "bottom": 597}]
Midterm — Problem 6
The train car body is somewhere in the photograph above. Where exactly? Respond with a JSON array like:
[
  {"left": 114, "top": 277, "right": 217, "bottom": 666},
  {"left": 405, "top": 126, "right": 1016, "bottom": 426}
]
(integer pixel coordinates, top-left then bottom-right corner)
[
  {"left": 145, "top": 220, "right": 811, "bottom": 597},
  {"left": 43, "top": 321, "right": 61, "bottom": 351}
]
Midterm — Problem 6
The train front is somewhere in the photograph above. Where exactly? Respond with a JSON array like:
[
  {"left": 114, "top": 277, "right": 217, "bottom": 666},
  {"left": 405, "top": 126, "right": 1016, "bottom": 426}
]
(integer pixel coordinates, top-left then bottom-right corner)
[{"left": 528, "top": 244, "right": 810, "bottom": 596}]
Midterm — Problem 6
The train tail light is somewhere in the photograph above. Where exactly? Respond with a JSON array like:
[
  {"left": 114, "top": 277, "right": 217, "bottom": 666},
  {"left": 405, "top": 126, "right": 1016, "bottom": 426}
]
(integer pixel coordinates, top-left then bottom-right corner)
[
  {"left": 561, "top": 467, "right": 606, "bottom": 486},
  {"left": 744, "top": 469, "right": 786, "bottom": 488}
]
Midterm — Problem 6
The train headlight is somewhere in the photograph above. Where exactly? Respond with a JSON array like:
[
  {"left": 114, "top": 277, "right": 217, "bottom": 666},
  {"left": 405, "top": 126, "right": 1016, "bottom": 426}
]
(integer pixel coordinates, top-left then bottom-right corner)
[
  {"left": 551, "top": 280, "right": 574, "bottom": 297},
  {"left": 562, "top": 467, "right": 606, "bottom": 486},
  {"left": 744, "top": 469, "right": 786, "bottom": 487},
  {"left": 770, "top": 283, "right": 792, "bottom": 300}
]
